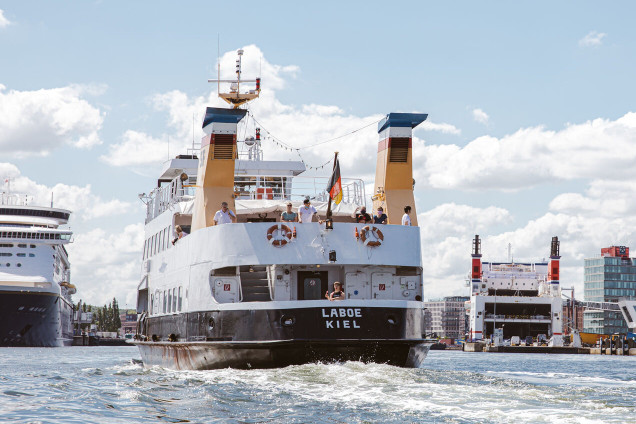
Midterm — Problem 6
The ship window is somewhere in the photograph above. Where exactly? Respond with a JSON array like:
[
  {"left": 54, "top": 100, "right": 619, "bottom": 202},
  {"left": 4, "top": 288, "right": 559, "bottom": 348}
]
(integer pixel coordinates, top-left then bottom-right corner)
[
  {"left": 163, "top": 290, "right": 167, "bottom": 313},
  {"left": 30, "top": 244, "right": 35, "bottom": 248},
  {"left": 167, "top": 290, "right": 172, "bottom": 313},
  {"left": 172, "top": 288, "right": 177, "bottom": 312},
  {"left": 0, "top": 253, "right": 12, "bottom": 257},
  {"left": 0, "top": 243, "right": 12, "bottom": 248},
  {"left": 29, "top": 253, "right": 35, "bottom": 257},
  {"left": 18, "top": 244, "right": 26, "bottom": 248},
  {"left": 178, "top": 287, "right": 182, "bottom": 311},
  {"left": 17, "top": 263, "right": 21, "bottom": 267},
  {"left": 17, "top": 253, "right": 25, "bottom": 257},
  {"left": 150, "top": 295, "right": 154, "bottom": 315},
  {"left": 5, "top": 263, "right": 9, "bottom": 267}
]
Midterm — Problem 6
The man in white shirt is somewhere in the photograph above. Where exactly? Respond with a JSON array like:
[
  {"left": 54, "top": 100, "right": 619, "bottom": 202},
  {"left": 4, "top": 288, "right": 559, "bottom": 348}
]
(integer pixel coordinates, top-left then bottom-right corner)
[
  {"left": 402, "top": 205, "right": 412, "bottom": 226},
  {"left": 213, "top": 201, "right": 236, "bottom": 225},
  {"left": 298, "top": 198, "right": 321, "bottom": 224}
]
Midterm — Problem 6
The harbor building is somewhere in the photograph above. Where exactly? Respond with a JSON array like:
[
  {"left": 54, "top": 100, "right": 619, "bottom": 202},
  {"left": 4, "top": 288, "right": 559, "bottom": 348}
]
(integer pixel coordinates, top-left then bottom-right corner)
[
  {"left": 423, "top": 296, "right": 469, "bottom": 340},
  {"left": 583, "top": 246, "right": 636, "bottom": 335}
]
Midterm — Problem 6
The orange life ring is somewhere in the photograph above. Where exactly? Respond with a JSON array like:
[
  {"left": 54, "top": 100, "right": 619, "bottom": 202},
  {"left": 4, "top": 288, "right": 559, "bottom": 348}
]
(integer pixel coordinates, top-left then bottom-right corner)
[
  {"left": 359, "top": 225, "right": 384, "bottom": 247},
  {"left": 266, "top": 224, "right": 293, "bottom": 247}
]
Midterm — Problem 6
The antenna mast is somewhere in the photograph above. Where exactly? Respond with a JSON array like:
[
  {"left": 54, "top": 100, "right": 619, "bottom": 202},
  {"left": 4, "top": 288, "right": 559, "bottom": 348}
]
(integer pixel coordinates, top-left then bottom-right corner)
[{"left": 208, "top": 49, "right": 261, "bottom": 108}]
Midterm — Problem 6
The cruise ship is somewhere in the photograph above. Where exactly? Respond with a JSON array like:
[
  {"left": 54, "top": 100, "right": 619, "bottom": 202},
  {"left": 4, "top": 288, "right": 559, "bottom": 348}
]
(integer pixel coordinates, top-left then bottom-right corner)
[
  {"left": 466, "top": 235, "right": 564, "bottom": 346},
  {"left": 133, "top": 50, "right": 430, "bottom": 369},
  {"left": 0, "top": 187, "right": 75, "bottom": 346}
]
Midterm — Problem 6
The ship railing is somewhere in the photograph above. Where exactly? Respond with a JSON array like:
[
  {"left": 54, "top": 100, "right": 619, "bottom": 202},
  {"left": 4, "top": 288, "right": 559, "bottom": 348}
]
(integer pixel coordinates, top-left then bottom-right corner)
[
  {"left": 145, "top": 173, "right": 365, "bottom": 222},
  {"left": 232, "top": 174, "right": 365, "bottom": 205},
  {"left": 0, "top": 192, "right": 32, "bottom": 206}
]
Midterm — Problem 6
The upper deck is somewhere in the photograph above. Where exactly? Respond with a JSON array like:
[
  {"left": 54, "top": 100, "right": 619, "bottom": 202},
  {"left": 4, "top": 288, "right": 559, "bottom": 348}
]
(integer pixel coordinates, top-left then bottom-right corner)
[
  {"left": 1, "top": 192, "right": 71, "bottom": 228},
  {"left": 144, "top": 156, "right": 365, "bottom": 224}
]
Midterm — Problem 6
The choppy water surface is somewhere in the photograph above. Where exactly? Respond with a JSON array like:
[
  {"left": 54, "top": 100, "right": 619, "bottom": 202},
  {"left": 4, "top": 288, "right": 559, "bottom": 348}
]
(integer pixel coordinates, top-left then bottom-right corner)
[{"left": 0, "top": 347, "right": 635, "bottom": 423}]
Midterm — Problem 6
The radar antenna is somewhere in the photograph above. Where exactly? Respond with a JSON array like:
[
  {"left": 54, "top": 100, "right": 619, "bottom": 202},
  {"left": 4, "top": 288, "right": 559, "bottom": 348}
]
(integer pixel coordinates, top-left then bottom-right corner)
[{"left": 208, "top": 49, "right": 261, "bottom": 109}]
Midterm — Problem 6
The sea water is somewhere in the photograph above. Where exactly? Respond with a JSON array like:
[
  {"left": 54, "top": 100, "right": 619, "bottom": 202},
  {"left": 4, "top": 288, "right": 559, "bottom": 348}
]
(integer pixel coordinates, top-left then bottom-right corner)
[{"left": 0, "top": 346, "right": 634, "bottom": 423}]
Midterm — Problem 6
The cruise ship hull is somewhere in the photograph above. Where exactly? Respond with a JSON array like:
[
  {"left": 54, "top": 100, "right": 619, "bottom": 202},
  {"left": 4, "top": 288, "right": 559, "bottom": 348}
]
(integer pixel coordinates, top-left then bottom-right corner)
[
  {"left": 0, "top": 291, "right": 73, "bottom": 347},
  {"left": 136, "top": 305, "right": 429, "bottom": 369}
]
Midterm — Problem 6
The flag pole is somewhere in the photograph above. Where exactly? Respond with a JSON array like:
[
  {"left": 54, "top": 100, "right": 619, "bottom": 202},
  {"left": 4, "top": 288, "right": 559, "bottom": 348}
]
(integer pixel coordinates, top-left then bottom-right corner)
[{"left": 326, "top": 151, "right": 339, "bottom": 222}]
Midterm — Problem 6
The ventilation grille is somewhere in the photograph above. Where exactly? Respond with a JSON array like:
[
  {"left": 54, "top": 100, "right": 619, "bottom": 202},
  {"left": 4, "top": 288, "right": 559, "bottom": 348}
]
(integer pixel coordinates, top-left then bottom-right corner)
[
  {"left": 213, "top": 134, "right": 234, "bottom": 159},
  {"left": 389, "top": 138, "right": 409, "bottom": 162}
]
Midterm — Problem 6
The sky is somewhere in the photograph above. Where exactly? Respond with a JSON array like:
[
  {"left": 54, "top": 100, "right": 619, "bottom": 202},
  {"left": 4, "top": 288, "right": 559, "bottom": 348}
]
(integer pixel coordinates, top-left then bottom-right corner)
[{"left": 2, "top": 1, "right": 636, "bottom": 306}]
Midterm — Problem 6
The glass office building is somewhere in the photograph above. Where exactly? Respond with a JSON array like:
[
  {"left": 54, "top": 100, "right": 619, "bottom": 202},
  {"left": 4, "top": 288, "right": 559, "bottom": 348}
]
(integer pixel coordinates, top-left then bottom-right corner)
[{"left": 583, "top": 246, "right": 636, "bottom": 334}]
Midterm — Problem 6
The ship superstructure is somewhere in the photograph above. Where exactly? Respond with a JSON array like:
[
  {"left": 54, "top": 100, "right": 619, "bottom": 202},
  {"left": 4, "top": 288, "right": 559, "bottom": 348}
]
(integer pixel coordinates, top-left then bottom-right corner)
[
  {"left": 467, "top": 235, "right": 564, "bottom": 346},
  {"left": 0, "top": 189, "right": 75, "bottom": 346},
  {"left": 133, "top": 50, "right": 430, "bottom": 369}
]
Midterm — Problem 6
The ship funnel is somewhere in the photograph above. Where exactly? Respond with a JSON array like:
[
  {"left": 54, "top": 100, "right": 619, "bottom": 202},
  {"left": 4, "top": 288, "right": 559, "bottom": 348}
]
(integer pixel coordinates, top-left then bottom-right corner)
[
  {"left": 550, "top": 236, "right": 560, "bottom": 258},
  {"left": 372, "top": 112, "right": 427, "bottom": 226},
  {"left": 472, "top": 235, "right": 481, "bottom": 256},
  {"left": 191, "top": 107, "right": 247, "bottom": 231}
]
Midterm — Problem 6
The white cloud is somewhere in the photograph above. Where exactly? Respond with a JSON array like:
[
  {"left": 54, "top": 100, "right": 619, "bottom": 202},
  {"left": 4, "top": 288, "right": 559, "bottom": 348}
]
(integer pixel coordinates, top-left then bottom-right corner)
[
  {"left": 472, "top": 108, "right": 489, "bottom": 124},
  {"left": 68, "top": 224, "right": 143, "bottom": 307},
  {"left": 415, "top": 113, "right": 636, "bottom": 191},
  {"left": 0, "top": 84, "right": 104, "bottom": 156},
  {"left": 0, "top": 162, "right": 133, "bottom": 221},
  {"left": 579, "top": 31, "right": 607, "bottom": 47},
  {"left": 419, "top": 120, "right": 461, "bottom": 135},
  {"left": 0, "top": 9, "right": 11, "bottom": 28}
]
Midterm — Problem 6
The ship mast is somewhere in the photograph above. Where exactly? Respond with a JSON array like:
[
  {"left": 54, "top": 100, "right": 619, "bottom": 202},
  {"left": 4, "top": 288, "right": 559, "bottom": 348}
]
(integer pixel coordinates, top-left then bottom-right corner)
[{"left": 208, "top": 49, "right": 261, "bottom": 109}]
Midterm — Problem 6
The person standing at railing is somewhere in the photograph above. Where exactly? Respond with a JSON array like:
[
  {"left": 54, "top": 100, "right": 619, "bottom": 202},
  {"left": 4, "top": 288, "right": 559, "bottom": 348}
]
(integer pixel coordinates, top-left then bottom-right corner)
[
  {"left": 281, "top": 202, "right": 298, "bottom": 222},
  {"left": 213, "top": 201, "right": 237, "bottom": 225},
  {"left": 373, "top": 207, "right": 387, "bottom": 225},
  {"left": 298, "top": 198, "right": 321, "bottom": 224},
  {"left": 402, "top": 205, "right": 412, "bottom": 226}
]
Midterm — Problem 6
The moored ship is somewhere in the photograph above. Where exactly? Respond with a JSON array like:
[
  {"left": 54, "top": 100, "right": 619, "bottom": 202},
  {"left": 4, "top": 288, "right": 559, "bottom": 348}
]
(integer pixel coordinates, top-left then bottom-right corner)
[
  {"left": 467, "top": 235, "right": 564, "bottom": 346},
  {"left": 0, "top": 188, "right": 75, "bottom": 346},
  {"left": 133, "top": 50, "right": 430, "bottom": 369}
]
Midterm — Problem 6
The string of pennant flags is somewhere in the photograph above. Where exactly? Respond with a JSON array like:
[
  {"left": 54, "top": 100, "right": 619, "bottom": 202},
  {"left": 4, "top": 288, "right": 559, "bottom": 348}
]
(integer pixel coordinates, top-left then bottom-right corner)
[{"left": 244, "top": 108, "right": 381, "bottom": 170}]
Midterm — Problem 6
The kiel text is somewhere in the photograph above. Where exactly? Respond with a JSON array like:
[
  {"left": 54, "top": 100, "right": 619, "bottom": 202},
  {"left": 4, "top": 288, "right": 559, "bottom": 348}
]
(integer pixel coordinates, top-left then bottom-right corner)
[{"left": 321, "top": 308, "right": 361, "bottom": 329}]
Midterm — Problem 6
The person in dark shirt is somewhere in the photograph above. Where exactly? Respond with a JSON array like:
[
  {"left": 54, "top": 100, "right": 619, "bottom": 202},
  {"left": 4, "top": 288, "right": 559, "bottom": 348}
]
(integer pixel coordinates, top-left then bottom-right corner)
[
  {"left": 325, "top": 281, "right": 345, "bottom": 301},
  {"left": 373, "top": 206, "right": 387, "bottom": 224},
  {"left": 356, "top": 206, "right": 372, "bottom": 224}
]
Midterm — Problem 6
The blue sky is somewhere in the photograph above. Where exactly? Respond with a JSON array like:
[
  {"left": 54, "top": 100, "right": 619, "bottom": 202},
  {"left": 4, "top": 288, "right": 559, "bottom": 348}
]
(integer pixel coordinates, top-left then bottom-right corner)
[{"left": 2, "top": 1, "right": 636, "bottom": 305}]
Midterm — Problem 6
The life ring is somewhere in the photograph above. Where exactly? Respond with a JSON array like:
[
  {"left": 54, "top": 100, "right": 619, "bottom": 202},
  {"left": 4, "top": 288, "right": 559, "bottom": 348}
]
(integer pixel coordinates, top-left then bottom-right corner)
[
  {"left": 266, "top": 224, "right": 293, "bottom": 247},
  {"left": 360, "top": 225, "right": 384, "bottom": 247}
]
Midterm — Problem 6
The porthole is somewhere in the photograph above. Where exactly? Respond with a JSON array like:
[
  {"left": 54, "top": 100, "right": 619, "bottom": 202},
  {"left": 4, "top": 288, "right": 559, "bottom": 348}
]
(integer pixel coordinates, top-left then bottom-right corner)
[
  {"left": 17, "top": 263, "right": 21, "bottom": 267},
  {"left": 6, "top": 263, "right": 9, "bottom": 267}
]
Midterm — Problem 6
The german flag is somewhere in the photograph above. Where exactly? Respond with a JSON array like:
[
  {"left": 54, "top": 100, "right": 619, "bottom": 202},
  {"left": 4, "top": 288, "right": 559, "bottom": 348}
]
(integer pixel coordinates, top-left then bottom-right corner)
[{"left": 327, "top": 157, "right": 343, "bottom": 204}]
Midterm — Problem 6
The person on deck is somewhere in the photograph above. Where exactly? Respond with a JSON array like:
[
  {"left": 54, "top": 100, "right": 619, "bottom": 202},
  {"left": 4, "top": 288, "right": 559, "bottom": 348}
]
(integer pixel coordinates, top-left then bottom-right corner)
[
  {"left": 402, "top": 205, "right": 412, "bottom": 226},
  {"left": 356, "top": 206, "right": 372, "bottom": 224},
  {"left": 172, "top": 225, "right": 188, "bottom": 245},
  {"left": 325, "top": 281, "right": 345, "bottom": 301},
  {"left": 281, "top": 202, "right": 298, "bottom": 222},
  {"left": 213, "top": 201, "right": 236, "bottom": 225},
  {"left": 373, "top": 207, "right": 388, "bottom": 224},
  {"left": 298, "top": 198, "right": 321, "bottom": 223}
]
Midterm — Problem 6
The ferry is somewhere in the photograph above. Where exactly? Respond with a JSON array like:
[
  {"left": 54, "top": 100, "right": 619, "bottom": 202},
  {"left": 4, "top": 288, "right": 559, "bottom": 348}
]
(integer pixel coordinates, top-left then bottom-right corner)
[
  {"left": 0, "top": 186, "right": 75, "bottom": 346},
  {"left": 466, "top": 235, "right": 564, "bottom": 346},
  {"left": 133, "top": 50, "right": 430, "bottom": 369}
]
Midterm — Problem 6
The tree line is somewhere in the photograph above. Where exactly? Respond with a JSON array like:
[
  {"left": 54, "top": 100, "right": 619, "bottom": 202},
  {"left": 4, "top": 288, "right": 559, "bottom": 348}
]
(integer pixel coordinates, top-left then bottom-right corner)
[{"left": 75, "top": 297, "right": 122, "bottom": 332}]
